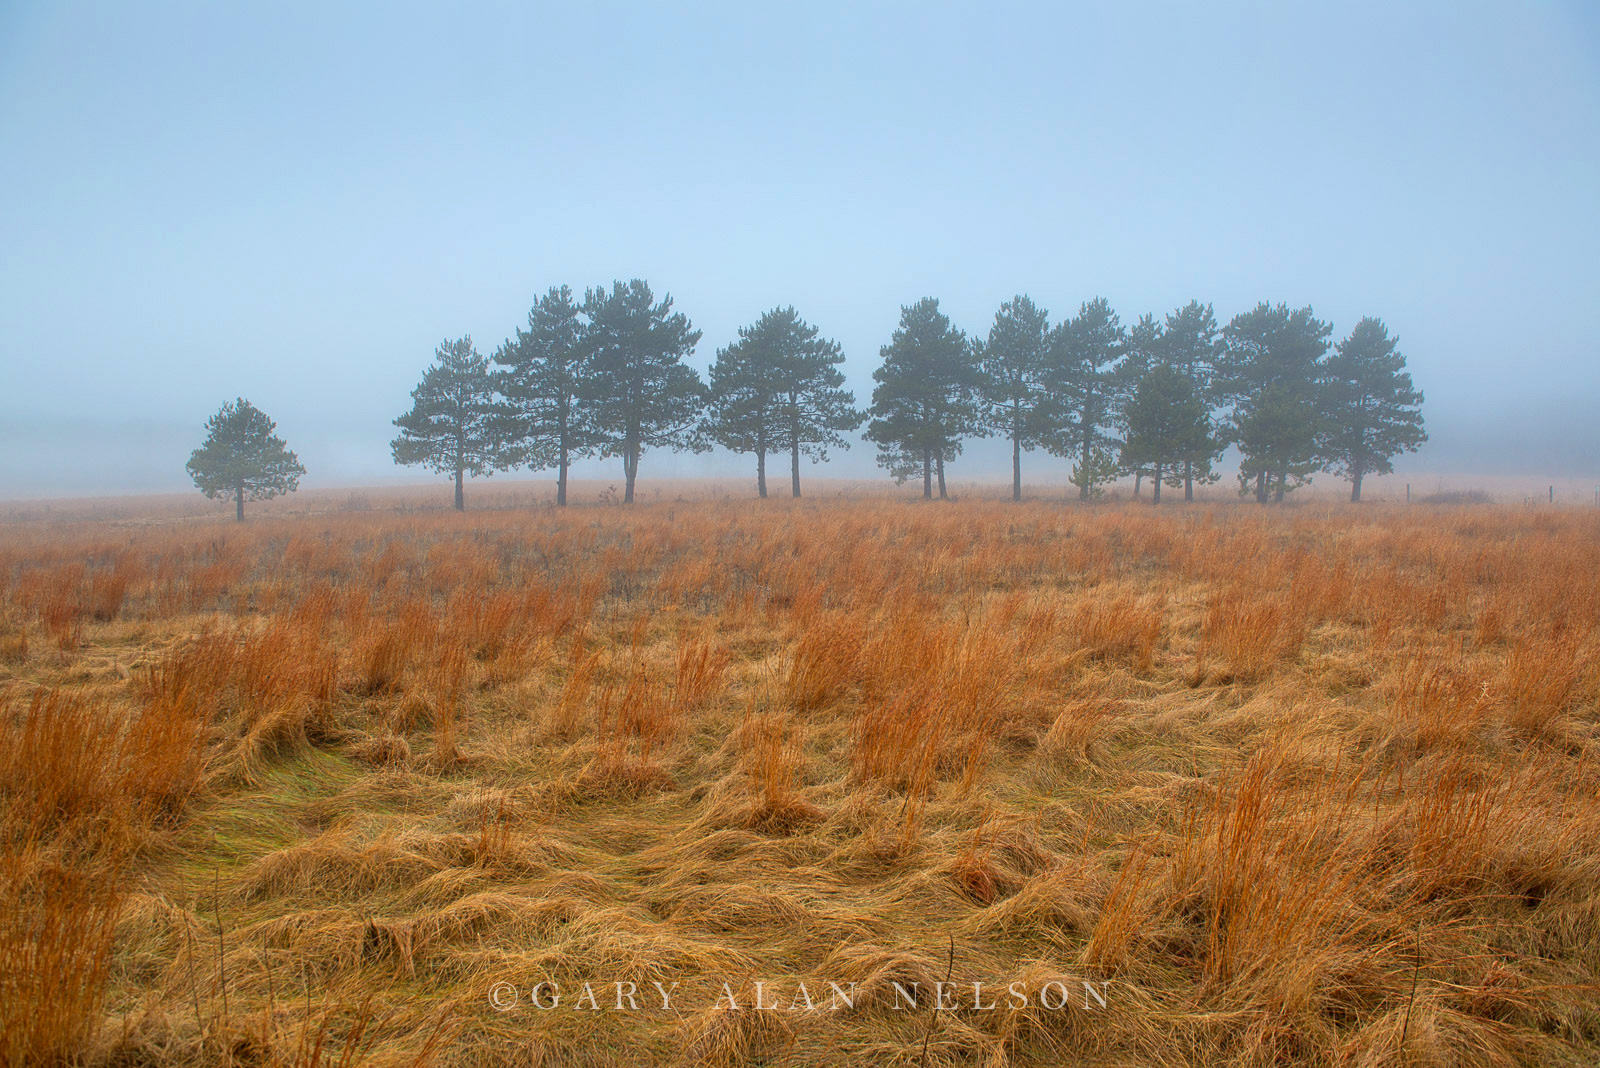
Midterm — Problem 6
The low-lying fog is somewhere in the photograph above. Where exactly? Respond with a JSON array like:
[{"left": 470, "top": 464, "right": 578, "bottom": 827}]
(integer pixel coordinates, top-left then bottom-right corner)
[{"left": 2, "top": 2, "right": 1596, "bottom": 499}]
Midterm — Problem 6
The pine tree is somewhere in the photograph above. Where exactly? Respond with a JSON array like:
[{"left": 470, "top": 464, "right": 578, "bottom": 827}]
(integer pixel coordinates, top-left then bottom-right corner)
[
  {"left": 704, "top": 326, "right": 782, "bottom": 498},
  {"left": 494, "top": 285, "right": 591, "bottom": 506},
  {"left": 1114, "top": 313, "right": 1163, "bottom": 497},
  {"left": 1319, "top": 317, "right": 1425, "bottom": 501},
  {"left": 1120, "top": 363, "right": 1212, "bottom": 505},
  {"left": 392, "top": 336, "right": 499, "bottom": 511},
  {"left": 582, "top": 279, "right": 707, "bottom": 504},
  {"left": 773, "top": 312, "right": 861, "bottom": 499},
  {"left": 1216, "top": 303, "right": 1331, "bottom": 503},
  {"left": 1159, "top": 300, "right": 1224, "bottom": 501},
  {"left": 866, "top": 298, "right": 983, "bottom": 499},
  {"left": 704, "top": 307, "right": 860, "bottom": 498},
  {"left": 186, "top": 398, "right": 305, "bottom": 521},
  {"left": 977, "top": 295, "right": 1050, "bottom": 501},
  {"left": 1041, "top": 297, "right": 1125, "bottom": 499}
]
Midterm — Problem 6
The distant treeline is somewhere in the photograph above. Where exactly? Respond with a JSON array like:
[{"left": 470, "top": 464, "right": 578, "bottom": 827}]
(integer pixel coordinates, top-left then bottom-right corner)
[
  {"left": 190, "top": 280, "right": 1426, "bottom": 517},
  {"left": 386, "top": 280, "right": 1423, "bottom": 508}
]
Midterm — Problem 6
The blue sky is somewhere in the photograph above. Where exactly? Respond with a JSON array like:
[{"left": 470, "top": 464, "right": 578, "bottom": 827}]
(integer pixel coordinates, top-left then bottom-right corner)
[{"left": 2, "top": 1, "right": 1597, "bottom": 497}]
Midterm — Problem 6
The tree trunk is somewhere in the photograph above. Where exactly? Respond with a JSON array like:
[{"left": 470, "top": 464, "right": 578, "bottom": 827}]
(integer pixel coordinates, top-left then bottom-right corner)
[
  {"left": 936, "top": 455, "right": 947, "bottom": 500},
  {"left": 1153, "top": 464, "right": 1162, "bottom": 504},
  {"left": 1185, "top": 460, "right": 1194, "bottom": 502},
  {"left": 235, "top": 483, "right": 244, "bottom": 522},
  {"left": 1134, "top": 470, "right": 1143, "bottom": 497},
  {"left": 555, "top": 421, "right": 569, "bottom": 506},
  {"left": 1274, "top": 461, "right": 1287, "bottom": 503},
  {"left": 756, "top": 447, "right": 767, "bottom": 499},
  {"left": 1079, "top": 428, "right": 1092, "bottom": 500},
  {"left": 623, "top": 446, "right": 637, "bottom": 504},
  {"left": 789, "top": 408, "right": 802, "bottom": 498},
  {"left": 1011, "top": 431, "right": 1021, "bottom": 501},
  {"left": 922, "top": 449, "right": 932, "bottom": 500},
  {"left": 454, "top": 468, "right": 464, "bottom": 511},
  {"left": 1350, "top": 459, "right": 1364, "bottom": 502},
  {"left": 1256, "top": 470, "right": 1268, "bottom": 504}
]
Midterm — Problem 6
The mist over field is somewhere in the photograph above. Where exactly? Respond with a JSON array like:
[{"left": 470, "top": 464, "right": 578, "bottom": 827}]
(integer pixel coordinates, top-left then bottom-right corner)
[{"left": 2, "top": 1, "right": 1598, "bottom": 500}]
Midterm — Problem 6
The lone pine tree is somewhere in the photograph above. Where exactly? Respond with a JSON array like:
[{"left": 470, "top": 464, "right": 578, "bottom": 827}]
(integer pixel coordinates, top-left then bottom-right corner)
[
  {"left": 494, "top": 285, "right": 591, "bottom": 506},
  {"left": 704, "top": 306, "right": 860, "bottom": 498},
  {"left": 866, "top": 298, "right": 983, "bottom": 500},
  {"left": 977, "top": 295, "right": 1051, "bottom": 501},
  {"left": 392, "top": 336, "right": 499, "bottom": 511},
  {"left": 1319, "top": 316, "right": 1426, "bottom": 501},
  {"left": 582, "top": 279, "right": 706, "bottom": 504},
  {"left": 186, "top": 398, "right": 305, "bottom": 521}
]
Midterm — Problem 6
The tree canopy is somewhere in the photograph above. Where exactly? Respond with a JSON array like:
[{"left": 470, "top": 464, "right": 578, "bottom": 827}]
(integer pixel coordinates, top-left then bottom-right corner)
[
  {"left": 977, "top": 295, "right": 1050, "bottom": 500},
  {"left": 1159, "top": 300, "right": 1225, "bottom": 500},
  {"left": 1042, "top": 297, "right": 1125, "bottom": 499},
  {"left": 582, "top": 279, "right": 707, "bottom": 504},
  {"left": 1120, "top": 363, "right": 1213, "bottom": 504},
  {"left": 704, "top": 306, "right": 860, "bottom": 498},
  {"left": 186, "top": 398, "right": 305, "bottom": 520},
  {"left": 1319, "top": 317, "right": 1426, "bottom": 501},
  {"left": 391, "top": 336, "right": 499, "bottom": 511},
  {"left": 383, "top": 282, "right": 1424, "bottom": 508},
  {"left": 1217, "top": 303, "right": 1332, "bottom": 502},
  {"left": 493, "top": 285, "right": 592, "bottom": 506},
  {"left": 865, "top": 298, "right": 983, "bottom": 500}
]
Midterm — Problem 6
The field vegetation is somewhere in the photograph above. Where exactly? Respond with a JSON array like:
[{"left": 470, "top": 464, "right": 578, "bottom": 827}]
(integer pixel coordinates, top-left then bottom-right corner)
[{"left": 1, "top": 492, "right": 1597, "bottom": 1066}]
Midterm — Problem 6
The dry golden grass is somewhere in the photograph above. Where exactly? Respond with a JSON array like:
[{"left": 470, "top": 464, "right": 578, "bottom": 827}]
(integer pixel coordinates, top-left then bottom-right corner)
[{"left": 1, "top": 492, "right": 1598, "bottom": 1066}]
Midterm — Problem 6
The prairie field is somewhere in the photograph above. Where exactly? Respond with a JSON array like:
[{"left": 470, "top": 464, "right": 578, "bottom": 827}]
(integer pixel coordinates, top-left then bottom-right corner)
[{"left": 2, "top": 492, "right": 1598, "bottom": 1067}]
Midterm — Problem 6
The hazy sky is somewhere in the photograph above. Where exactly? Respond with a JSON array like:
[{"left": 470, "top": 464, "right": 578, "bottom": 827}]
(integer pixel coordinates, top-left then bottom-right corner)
[{"left": 2, "top": 1, "right": 1597, "bottom": 499}]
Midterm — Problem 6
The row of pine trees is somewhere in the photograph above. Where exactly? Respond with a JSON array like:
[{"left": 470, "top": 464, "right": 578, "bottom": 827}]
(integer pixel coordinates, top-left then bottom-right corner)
[{"left": 391, "top": 279, "right": 1426, "bottom": 508}]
